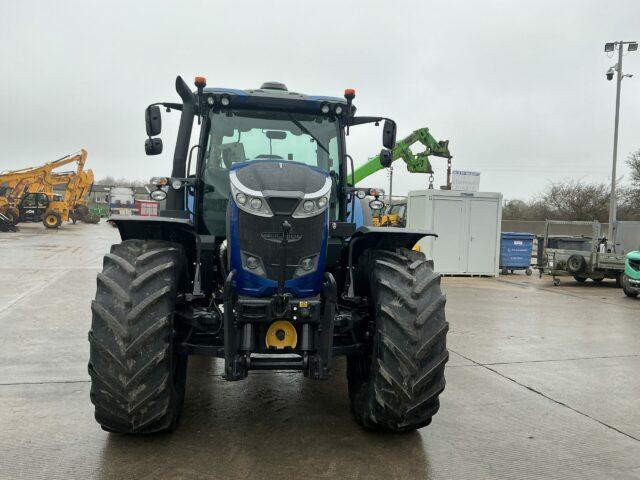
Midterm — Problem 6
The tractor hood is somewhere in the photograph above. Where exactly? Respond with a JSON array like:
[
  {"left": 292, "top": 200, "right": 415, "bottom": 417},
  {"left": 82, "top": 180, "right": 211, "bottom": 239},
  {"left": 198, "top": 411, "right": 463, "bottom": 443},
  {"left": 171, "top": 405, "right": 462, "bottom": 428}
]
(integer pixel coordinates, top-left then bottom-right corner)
[{"left": 233, "top": 160, "right": 328, "bottom": 194}]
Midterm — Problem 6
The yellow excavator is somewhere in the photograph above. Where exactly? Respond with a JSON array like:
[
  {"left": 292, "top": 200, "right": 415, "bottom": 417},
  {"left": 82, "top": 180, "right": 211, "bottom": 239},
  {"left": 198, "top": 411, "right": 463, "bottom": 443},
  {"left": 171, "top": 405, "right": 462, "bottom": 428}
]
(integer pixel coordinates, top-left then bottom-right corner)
[
  {"left": 0, "top": 149, "right": 90, "bottom": 228},
  {"left": 46, "top": 168, "right": 100, "bottom": 224}
]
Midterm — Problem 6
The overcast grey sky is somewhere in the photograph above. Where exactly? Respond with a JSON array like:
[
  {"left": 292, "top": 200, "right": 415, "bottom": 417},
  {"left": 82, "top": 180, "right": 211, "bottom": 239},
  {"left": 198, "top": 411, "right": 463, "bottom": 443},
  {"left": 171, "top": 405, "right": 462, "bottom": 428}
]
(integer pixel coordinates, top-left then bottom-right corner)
[{"left": 1, "top": 0, "right": 638, "bottom": 199}]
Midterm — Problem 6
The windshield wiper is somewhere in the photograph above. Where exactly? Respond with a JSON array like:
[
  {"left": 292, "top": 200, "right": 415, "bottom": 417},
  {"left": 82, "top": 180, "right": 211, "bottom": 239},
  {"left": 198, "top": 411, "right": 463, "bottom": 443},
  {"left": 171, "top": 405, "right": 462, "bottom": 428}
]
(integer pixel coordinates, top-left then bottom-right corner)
[{"left": 287, "top": 114, "right": 330, "bottom": 156}]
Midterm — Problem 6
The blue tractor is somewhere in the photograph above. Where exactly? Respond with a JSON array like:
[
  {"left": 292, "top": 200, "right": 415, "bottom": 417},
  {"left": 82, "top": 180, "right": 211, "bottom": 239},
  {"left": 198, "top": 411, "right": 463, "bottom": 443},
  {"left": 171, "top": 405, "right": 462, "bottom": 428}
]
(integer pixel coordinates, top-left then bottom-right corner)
[{"left": 88, "top": 77, "right": 449, "bottom": 433}]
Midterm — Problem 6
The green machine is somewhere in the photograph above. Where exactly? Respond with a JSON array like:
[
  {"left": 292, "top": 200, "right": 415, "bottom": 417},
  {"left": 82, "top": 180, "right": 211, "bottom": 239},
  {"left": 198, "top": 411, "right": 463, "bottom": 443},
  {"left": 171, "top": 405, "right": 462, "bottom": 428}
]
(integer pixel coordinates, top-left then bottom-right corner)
[
  {"left": 352, "top": 127, "right": 452, "bottom": 185},
  {"left": 622, "top": 250, "right": 640, "bottom": 298}
]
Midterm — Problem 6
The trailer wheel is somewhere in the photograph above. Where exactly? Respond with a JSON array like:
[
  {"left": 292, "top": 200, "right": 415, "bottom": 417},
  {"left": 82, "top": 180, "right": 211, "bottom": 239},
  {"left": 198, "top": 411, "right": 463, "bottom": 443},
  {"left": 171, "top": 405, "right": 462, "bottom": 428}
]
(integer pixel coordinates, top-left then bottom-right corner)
[
  {"left": 347, "top": 248, "right": 449, "bottom": 432},
  {"left": 525, "top": 268, "right": 533, "bottom": 276},
  {"left": 566, "top": 255, "right": 586, "bottom": 274},
  {"left": 573, "top": 276, "right": 587, "bottom": 283},
  {"left": 43, "top": 212, "right": 62, "bottom": 229},
  {"left": 88, "top": 239, "right": 188, "bottom": 434}
]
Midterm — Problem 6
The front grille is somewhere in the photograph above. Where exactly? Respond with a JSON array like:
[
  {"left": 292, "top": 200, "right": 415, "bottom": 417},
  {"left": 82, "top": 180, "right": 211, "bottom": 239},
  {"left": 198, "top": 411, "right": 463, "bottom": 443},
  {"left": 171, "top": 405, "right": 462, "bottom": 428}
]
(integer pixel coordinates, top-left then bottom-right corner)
[
  {"left": 266, "top": 197, "right": 299, "bottom": 215},
  {"left": 630, "top": 259, "right": 640, "bottom": 272},
  {"left": 237, "top": 208, "right": 325, "bottom": 280}
]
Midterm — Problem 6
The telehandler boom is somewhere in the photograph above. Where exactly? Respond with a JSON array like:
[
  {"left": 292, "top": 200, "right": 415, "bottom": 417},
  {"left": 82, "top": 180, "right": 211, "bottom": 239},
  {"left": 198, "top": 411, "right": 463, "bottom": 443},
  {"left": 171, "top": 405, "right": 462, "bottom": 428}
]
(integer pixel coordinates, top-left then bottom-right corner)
[{"left": 352, "top": 127, "right": 451, "bottom": 184}]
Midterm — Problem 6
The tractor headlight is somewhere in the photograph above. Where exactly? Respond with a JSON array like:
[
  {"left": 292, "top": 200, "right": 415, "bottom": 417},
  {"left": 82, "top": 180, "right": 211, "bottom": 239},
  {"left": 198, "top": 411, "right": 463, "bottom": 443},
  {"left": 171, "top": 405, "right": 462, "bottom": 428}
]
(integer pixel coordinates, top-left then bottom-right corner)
[
  {"left": 369, "top": 199, "right": 384, "bottom": 211},
  {"left": 303, "top": 200, "right": 315, "bottom": 213},
  {"left": 321, "top": 103, "right": 330, "bottom": 114},
  {"left": 334, "top": 105, "right": 343, "bottom": 115},
  {"left": 292, "top": 177, "right": 333, "bottom": 218},
  {"left": 150, "top": 189, "right": 167, "bottom": 201},
  {"left": 246, "top": 256, "right": 259, "bottom": 269},
  {"left": 294, "top": 254, "right": 319, "bottom": 278},
  {"left": 241, "top": 251, "right": 266, "bottom": 277},
  {"left": 250, "top": 197, "right": 263, "bottom": 210},
  {"left": 235, "top": 192, "right": 247, "bottom": 205},
  {"left": 229, "top": 171, "right": 274, "bottom": 217}
]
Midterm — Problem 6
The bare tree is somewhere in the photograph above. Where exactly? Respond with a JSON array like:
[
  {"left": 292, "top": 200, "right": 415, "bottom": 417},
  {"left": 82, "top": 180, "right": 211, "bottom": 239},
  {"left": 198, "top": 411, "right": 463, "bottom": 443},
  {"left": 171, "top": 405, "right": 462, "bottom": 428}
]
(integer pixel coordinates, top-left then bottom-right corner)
[
  {"left": 503, "top": 178, "right": 640, "bottom": 221},
  {"left": 539, "top": 180, "right": 610, "bottom": 221},
  {"left": 627, "top": 149, "right": 640, "bottom": 188},
  {"left": 95, "top": 176, "right": 147, "bottom": 187}
]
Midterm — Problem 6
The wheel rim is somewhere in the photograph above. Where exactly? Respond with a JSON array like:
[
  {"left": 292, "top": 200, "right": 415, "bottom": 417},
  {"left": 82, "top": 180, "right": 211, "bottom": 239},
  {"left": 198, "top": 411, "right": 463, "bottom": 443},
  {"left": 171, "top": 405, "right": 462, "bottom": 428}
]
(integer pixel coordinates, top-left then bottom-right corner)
[{"left": 46, "top": 215, "right": 57, "bottom": 226}]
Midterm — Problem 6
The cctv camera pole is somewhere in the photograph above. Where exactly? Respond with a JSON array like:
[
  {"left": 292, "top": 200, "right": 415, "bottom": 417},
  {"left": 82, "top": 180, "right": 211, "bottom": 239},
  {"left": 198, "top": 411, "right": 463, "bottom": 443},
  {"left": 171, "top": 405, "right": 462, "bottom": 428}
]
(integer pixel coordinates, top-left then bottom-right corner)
[{"left": 607, "top": 43, "right": 624, "bottom": 247}]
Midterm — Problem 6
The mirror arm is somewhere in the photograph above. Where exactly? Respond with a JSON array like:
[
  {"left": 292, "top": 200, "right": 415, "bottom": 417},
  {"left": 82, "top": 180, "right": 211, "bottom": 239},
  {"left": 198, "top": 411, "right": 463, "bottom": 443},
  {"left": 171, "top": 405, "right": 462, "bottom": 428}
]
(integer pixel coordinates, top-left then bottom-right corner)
[
  {"left": 161, "top": 102, "right": 182, "bottom": 112},
  {"left": 348, "top": 116, "right": 387, "bottom": 127},
  {"left": 147, "top": 102, "right": 182, "bottom": 112}
]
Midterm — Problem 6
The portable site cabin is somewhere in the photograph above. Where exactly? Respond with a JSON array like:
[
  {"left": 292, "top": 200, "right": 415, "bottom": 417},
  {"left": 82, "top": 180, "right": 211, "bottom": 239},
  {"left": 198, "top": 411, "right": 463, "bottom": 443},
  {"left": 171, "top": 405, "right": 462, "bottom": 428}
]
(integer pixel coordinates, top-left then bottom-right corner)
[{"left": 407, "top": 190, "right": 503, "bottom": 276}]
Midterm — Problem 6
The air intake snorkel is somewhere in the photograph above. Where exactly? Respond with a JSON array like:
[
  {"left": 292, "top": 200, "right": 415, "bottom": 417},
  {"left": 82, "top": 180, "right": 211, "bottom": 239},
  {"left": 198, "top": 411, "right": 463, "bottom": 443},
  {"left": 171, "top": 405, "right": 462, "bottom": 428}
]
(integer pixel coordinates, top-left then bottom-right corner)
[{"left": 167, "top": 75, "right": 196, "bottom": 211}]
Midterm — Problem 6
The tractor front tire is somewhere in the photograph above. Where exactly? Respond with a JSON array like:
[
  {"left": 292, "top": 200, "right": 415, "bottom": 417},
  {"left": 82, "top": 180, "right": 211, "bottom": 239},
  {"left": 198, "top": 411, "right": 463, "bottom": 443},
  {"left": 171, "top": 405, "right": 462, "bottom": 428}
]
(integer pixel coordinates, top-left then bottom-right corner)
[
  {"left": 88, "top": 240, "right": 188, "bottom": 434},
  {"left": 347, "top": 248, "right": 449, "bottom": 432}
]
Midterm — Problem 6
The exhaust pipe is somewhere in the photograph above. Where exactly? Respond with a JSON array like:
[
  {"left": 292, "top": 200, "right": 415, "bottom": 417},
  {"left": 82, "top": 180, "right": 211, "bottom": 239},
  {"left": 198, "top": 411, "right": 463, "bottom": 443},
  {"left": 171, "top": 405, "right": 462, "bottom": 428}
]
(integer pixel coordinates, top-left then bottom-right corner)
[{"left": 167, "top": 75, "right": 195, "bottom": 211}]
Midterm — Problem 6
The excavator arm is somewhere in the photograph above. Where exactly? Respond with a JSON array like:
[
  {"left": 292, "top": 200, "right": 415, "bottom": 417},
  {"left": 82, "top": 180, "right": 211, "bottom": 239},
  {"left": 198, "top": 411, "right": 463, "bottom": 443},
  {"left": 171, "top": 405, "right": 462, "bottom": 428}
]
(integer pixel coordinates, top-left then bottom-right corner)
[{"left": 351, "top": 127, "right": 451, "bottom": 184}]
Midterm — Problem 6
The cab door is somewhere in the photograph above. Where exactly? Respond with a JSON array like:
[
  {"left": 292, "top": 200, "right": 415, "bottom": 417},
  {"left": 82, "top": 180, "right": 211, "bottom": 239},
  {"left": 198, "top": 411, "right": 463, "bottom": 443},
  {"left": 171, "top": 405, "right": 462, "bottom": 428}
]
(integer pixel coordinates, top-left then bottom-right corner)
[{"left": 19, "top": 193, "right": 49, "bottom": 222}]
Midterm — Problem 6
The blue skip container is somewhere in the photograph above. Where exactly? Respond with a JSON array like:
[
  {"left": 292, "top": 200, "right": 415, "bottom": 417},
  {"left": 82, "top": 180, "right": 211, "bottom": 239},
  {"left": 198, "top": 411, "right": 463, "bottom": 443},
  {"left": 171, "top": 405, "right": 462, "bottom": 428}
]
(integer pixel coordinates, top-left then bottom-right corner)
[{"left": 500, "top": 232, "right": 534, "bottom": 275}]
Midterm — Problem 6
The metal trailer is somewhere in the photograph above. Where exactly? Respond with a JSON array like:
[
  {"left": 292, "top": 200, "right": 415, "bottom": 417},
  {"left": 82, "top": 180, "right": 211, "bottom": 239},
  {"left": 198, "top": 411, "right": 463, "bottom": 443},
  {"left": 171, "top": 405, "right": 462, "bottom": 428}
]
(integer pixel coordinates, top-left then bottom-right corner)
[{"left": 540, "top": 220, "right": 626, "bottom": 286}]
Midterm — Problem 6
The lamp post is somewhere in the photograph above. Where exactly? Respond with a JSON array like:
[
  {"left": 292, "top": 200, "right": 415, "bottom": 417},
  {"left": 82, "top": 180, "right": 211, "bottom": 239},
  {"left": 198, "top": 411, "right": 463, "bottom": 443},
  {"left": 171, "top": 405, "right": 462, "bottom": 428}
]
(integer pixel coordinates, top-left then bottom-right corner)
[{"left": 604, "top": 40, "right": 637, "bottom": 250}]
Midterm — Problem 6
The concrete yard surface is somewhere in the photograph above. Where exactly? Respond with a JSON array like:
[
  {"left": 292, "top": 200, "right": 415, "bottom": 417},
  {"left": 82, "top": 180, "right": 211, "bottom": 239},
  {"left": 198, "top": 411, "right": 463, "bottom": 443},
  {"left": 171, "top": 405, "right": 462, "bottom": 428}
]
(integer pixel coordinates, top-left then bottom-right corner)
[{"left": 1, "top": 223, "right": 639, "bottom": 479}]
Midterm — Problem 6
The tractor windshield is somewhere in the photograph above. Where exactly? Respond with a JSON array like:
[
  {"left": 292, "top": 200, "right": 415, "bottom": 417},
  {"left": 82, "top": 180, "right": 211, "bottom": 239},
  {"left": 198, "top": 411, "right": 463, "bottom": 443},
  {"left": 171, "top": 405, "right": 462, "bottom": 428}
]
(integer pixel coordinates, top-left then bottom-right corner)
[
  {"left": 205, "top": 110, "right": 339, "bottom": 171},
  {"left": 201, "top": 110, "right": 341, "bottom": 236}
]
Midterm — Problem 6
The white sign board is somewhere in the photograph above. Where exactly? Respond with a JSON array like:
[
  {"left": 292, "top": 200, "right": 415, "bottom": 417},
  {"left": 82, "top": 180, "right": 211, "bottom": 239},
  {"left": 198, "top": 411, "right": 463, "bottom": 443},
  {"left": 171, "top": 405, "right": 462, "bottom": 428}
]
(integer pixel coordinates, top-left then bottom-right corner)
[{"left": 451, "top": 170, "right": 480, "bottom": 192}]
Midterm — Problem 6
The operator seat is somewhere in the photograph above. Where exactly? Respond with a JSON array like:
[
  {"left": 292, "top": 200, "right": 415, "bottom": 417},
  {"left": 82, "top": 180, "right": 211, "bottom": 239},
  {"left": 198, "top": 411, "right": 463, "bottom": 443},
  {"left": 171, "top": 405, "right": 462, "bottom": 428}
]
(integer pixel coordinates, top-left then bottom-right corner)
[{"left": 222, "top": 142, "right": 247, "bottom": 169}]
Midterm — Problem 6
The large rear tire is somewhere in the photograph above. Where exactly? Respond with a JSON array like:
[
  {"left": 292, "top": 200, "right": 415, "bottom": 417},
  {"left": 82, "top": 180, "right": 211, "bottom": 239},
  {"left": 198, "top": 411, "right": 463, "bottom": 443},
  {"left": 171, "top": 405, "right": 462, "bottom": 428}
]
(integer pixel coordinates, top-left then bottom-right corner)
[
  {"left": 88, "top": 239, "right": 188, "bottom": 434},
  {"left": 347, "top": 248, "right": 449, "bottom": 432}
]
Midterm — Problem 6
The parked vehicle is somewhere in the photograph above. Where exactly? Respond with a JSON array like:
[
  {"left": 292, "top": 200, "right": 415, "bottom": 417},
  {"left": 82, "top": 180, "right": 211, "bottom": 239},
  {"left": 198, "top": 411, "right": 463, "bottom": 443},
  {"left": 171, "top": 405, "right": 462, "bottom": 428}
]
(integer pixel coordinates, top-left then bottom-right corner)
[
  {"left": 540, "top": 220, "right": 626, "bottom": 286},
  {"left": 622, "top": 250, "right": 640, "bottom": 298},
  {"left": 88, "top": 77, "right": 449, "bottom": 434}
]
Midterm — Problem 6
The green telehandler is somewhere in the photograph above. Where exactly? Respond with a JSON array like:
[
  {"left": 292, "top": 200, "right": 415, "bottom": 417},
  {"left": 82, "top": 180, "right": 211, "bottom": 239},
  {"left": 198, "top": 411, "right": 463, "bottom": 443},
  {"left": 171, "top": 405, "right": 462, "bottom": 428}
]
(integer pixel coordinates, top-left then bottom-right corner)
[
  {"left": 352, "top": 127, "right": 452, "bottom": 184},
  {"left": 352, "top": 127, "right": 452, "bottom": 227}
]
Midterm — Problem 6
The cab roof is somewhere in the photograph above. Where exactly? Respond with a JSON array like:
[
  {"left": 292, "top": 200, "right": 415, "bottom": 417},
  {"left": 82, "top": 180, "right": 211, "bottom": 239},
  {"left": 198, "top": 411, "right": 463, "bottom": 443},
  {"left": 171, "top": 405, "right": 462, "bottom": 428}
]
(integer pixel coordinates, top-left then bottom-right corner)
[{"left": 201, "top": 82, "right": 347, "bottom": 114}]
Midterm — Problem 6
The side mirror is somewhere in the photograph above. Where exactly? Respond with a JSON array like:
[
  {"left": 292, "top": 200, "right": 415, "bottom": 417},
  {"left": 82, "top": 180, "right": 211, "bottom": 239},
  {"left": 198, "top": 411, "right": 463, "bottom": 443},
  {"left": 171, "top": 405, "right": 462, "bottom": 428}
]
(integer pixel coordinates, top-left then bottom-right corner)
[
  {"left": 382, "top": 119, "right": 396, "bottom": 149},
  {"left": 145, "top": 138, "right": 163, "bottom": 155},
  {"left": 145, "top": 105, "right": 162, "bottom": 136},
  {"left": 379, "top": 148, "right": 392, "bottom": 168}
]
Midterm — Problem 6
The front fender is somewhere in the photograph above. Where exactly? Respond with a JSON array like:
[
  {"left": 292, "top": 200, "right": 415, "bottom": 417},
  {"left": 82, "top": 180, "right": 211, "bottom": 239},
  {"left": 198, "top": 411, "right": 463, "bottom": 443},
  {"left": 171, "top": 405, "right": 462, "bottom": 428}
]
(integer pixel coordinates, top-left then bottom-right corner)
[
  {"left": 109, "top": 215, "right": 197, "bottom": 265},
  {"left": 109, "top": 215, "right": 194, "bottom": 242},
  {"left": 348, "top": 226, "right": 436, "bottom": 266}
]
